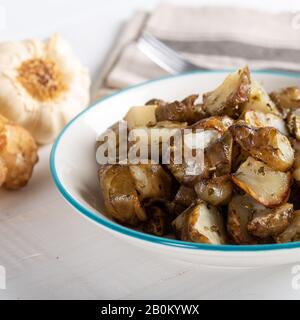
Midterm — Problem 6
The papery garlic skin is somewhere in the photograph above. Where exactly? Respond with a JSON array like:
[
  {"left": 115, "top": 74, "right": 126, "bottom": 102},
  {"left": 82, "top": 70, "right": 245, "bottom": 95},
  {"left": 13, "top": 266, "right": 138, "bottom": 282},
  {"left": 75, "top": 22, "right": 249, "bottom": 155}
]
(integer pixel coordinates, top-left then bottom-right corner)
[{"left": 0, "top": 34, "right": 90, "bottom": 144}]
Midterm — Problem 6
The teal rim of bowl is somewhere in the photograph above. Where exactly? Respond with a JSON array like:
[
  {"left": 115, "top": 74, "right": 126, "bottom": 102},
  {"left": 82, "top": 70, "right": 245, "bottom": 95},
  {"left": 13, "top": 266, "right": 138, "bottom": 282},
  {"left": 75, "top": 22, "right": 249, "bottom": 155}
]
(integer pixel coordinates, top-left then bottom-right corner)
[{"left": 50, "top": 69, "right": 300, "bottom": 252}]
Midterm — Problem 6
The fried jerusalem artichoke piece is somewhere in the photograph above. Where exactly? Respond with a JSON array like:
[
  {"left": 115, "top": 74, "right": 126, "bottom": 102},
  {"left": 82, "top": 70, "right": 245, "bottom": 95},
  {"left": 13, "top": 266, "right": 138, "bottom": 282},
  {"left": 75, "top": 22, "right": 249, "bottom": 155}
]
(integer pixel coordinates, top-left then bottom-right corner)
[
  {"left": 231, "top": 142, "right": 250, "bottom": 172},
  {"left": 99, "top": 165, "right": 147, "bottom": 226},
  {"left": 227, "top": 194, "right": 293, "bottom": 243},
  {"left": 202, "top": 66, "right": 250, "bottom": 118},
  {"left": 229, "top": 123, "right": 294, "bottom": 172},
  {"left": 205, "top": 131, "right": 233, "bottom": 177},
  {"left": 292, "top": 139, "right": 300, "bottom": 186},
  {"left": 167, "top": 128, "right": 232, "bottom": 186},
  {"left": 0, "top": 115, "right": 38, "bottom": 189},
  {"left": 232, "top": 157, "right": 292, "bottom": 208},
  {"left": 172, "top": 202, "right": 226, "bottom": 244},
  {"left": 287, "top": 108, "right": 300, "bottom": 141},
  {"left": 154, "top": 94, "right": 206, "bottom": 125},
  {"left": 129, "top": 164, "right": 175, "bottom": 201},
  {"left": 173, "top": 185, "right": 197, "bottom": 216},
  {"left": 194, "top": 176, "right": 232, "bottom": 206},
  {"left": 243, "top": 80, "right": 280, "bottom": 116},
  {"left": 227, "top": 194, "right": 258, "bottom": 244},
  {"left": 189, "top": 115, "right": 234, "bottom": 134},
  {"left": 270, "top": 86, "right": 300, "bottom": 118},
  {"left": 166, "top": 130, "right": 214, "bottom": 186},
  {"left": 275, "top": 210, "right": 300, "bottom": 243},
  {"left": 243, "top": 110, "right": 288, "bottom": 135},
  {"left": 142, "top": 206, "right": 170, "bottom": 236},
  {"left": 124, "top": 104, "right": 157, "bottom": 130},
  {"left": 247, "top": 203, "right": 293, "bottom": 239}
]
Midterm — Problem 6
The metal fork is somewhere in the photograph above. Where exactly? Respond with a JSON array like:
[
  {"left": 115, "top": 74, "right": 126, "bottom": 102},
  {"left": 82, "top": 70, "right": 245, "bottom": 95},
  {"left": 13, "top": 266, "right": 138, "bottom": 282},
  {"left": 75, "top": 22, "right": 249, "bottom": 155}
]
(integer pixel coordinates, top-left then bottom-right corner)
[
  {"left": 137, "top": 31, "right": 207, "bottom": 74},
  {"left": 137, "top": 32, "right": 300, "bottom": 75}
]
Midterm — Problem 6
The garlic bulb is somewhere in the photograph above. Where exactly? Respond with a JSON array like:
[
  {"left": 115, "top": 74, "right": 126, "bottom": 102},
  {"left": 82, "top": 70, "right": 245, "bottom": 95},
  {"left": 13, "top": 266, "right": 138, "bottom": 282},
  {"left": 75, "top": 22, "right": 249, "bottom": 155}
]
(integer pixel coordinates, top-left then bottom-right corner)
[
  {"left": 0, "top": 34, "right": 90, "bottom": 144},
  {"left": 0, "top": 115, "right": 38, "bottom": 190}
]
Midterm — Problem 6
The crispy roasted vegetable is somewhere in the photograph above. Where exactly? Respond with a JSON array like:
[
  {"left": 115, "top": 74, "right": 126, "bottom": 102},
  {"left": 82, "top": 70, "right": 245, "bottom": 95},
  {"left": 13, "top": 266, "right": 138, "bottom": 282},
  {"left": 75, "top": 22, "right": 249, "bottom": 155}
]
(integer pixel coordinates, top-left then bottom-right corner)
[
  {"left": 292, "top": 139, "right": 300, "bottom": 185},
  {"left": 231, "top": 143, "right": 250, "bottom": 172},
  {"left": 166, "top": 130, "right": 214, "bottom": 186},
  {"left": 205, "top": 132, "right": 233, "bottom": 177},
  {"left": 96, "top": 121, "right": 129, "bottom": 164},
  {"left": 229, "top": 124, "right": 294, "bottom": 172},
  {"left": 243, "top": 80, "right": 280, "bottom": 115},
  {"left": 99, "top": 165, "right": 147, "bottom": 226},
  {"left": 98, "top": 67, "right": 300, "bottom": 246},
  {"left": 227, "top": 194, "right": 258, "bottom": 244},
  {"left": 287, "top": 108, "right": 300, "bottom": 141},
  {"left": 146, "top": 98, "right": 166, "bottom": 107},
  {"left": 129, "top": 164, "right": 174, "bottom": 201},
  {"left": 275, "top": 210, "right": 300, "bottom": 243},
  {"left": 232, "top": 157, "right": 292, "bottom": 208},
  {"left": 194, "top": 176, "right": 232, "bottom": 206},
  {"left": 167, "top": 129, "right": 232, "bottom": 186},
  {"left": 155, "top": 121, "right": 187, "bottom": 129},
  {"left": 289, "top": 183, "right": 300, "bottom": 210},
  {"left": 166, "top": 153, "right": 209, "bottom": 187},
  {"left": 247, "top": 203, "right": 293, "bottom": 238},
  {"left": 127, "top": 120, "right": 187, "bottom": 163},
  {"left": 243, "top": 110, "right": 288, "bottom": 135},
  {"left": 190, "top": 115, "right": 234, "bottom": 134},
  {"left": 227, "top": 193, "right": 289, "bottom": 243},
  {"left": 172, "top": 202, "right": 226, "bottom": 244},
  {"left": 202, "top": 66, "right": 250, "bottom": 117},
  {"left": 155, "top": 94, "right": 205, "bottom": 124},
  {"left": 143, "top": 206, "right": 169, "bottom": 236},
  {"left": 124, "top": 105, "right": 157, "bottom": 129},
  {"left": 173, "top": 185, "right": 197, "bottom": 215},
  {"left": 0, "top": 115, "right": 38, "bottom": 189},
  {"left": 270, "top": 86, "right": 300, "bottom": 118}
]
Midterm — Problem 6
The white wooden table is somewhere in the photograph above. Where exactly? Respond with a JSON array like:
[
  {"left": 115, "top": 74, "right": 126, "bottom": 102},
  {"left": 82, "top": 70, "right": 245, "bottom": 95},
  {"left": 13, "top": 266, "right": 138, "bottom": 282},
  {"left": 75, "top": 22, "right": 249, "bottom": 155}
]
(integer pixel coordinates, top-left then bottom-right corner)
[{"left": 1, "top": 0, "right": 300, "bottom": 300}]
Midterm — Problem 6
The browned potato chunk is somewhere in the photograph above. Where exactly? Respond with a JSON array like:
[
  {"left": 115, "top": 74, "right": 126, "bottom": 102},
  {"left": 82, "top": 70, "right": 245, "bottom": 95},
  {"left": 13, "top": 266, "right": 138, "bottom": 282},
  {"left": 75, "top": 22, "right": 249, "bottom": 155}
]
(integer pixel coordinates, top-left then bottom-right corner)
[
  {"left": 232, "top": 157, "right": 292, "bottom": 208},
  {"left": 243, "top": 110, "right": 288, "bottom": 135},
  {"left": 194, "top": 176, "right": 232, "bottom": 206},
  {"left": 0, "top": 115, "right": 38, "bottom": 189},
  {"left": 202, "top": 67, "right": 250, "bottom": 117},
  {"left": 270, "top": 86, "right": 300, "bottom": 118},
  {"left": 275, "top": 210, "right": 300, "bottom": 243},
  {"left": 247, "top": 203, "right": 293, "bottom": 238},
  {"left": 243, "top": 80, "right": 280, "bottom": 116},
  {"left": 229, "top": 124, "right": 294, "bottom": 172},
  {"left": 155, "top": 94, "right": 205, "bottom": 124},
  {"left": 99, "top": 165, "right": 147, "bottom": 226},
  {"left": 143, "top": 206, "right": 169, "bottom": 236},
  {"left": 129, "top": 164, "right": 174, "bottom": 201},
  {"left": 172, "top": 202, "right": 226, "bottom": 244},
  {"left": 227, "top": 194, "right": 258, "bottom": 244}
]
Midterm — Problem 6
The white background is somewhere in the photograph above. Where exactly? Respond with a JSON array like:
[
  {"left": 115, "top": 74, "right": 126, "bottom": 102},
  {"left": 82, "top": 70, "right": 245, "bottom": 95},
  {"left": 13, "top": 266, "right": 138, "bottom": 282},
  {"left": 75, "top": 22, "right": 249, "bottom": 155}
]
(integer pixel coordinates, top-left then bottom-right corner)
[{"left": 1, "top": 0, "right": 300, "bottom": 299}]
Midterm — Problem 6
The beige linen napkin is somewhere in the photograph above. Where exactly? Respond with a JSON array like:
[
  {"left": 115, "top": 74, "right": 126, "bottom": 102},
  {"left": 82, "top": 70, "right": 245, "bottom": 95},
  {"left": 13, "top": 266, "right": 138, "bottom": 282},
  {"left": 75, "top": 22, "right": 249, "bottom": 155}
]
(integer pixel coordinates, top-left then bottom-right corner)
[{"left": 93, "top": 3, "right": 300, "bottom": 100}]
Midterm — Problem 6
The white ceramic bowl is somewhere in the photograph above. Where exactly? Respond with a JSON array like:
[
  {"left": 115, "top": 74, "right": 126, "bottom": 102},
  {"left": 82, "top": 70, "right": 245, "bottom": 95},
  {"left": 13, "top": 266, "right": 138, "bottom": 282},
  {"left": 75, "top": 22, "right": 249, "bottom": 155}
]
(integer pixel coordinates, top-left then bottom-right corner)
[{"left": 50, "top": 70, "right": 300, "bottom": 268}]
